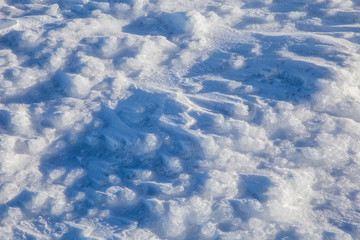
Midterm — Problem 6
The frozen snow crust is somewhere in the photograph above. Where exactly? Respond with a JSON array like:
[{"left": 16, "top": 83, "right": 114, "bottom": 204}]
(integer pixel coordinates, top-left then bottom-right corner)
[{"left": 1, "top": 0, "right": 360, "bottom": 239}]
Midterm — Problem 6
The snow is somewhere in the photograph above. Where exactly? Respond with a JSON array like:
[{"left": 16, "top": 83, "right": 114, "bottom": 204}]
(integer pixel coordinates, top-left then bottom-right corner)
[{"left": 0, "top": 0, "right": 360, "bottom": 239}]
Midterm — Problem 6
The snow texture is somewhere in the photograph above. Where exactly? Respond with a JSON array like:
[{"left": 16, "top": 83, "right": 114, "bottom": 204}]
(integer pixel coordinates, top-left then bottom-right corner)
[{"left": 0, "top": 0, "right": 360, "bottom": 239}]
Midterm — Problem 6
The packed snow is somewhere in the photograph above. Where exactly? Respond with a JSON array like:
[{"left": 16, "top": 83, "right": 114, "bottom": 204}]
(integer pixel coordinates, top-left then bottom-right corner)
[{"left": 1, "top": 0, "right": 360, "bottom": 239}]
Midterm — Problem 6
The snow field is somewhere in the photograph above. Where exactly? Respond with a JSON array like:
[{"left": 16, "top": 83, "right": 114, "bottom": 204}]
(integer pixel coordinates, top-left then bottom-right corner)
[{"left": 0, "top": 0, "right": 360, "bottom": 239}]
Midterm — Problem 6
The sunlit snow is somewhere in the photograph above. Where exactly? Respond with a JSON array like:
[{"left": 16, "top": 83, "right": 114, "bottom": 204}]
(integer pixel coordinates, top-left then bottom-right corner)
[{"left": 1, "top": 0, "right": 360, "bottom": 239}]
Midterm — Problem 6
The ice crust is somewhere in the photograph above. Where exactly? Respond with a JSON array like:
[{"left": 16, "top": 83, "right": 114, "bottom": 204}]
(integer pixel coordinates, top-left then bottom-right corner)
[{"left": 0, "top": 0, "right": 360, "bottom": 239}]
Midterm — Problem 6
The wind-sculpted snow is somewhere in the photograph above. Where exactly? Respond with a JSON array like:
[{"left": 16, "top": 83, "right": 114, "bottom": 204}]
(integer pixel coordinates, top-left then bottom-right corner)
[{"left": 0, "top": 0, "right": 360, "bottom": 239}]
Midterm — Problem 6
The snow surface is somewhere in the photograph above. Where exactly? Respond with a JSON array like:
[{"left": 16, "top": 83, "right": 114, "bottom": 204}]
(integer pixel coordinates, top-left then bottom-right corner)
[{"left": 1, "top": 0, "right": 360, "bottom": 239}]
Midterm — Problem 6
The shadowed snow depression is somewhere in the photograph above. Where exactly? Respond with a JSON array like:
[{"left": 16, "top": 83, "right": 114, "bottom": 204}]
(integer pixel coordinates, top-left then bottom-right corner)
[{"left": 1, "top": 0, "right": 360, "bottom": 239}]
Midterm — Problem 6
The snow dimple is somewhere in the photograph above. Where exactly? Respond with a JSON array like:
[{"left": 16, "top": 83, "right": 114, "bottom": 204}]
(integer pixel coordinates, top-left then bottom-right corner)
[
  {"left": 0, "top": 0, "right": 360, "bottom": 239},
  {"left": 0, "top": 110, "right": 11, "bottom": 131}
]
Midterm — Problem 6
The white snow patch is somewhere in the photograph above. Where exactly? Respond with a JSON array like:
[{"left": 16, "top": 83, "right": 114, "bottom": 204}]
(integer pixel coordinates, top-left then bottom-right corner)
[{"left": 0, "top": 0, "right": 360, "bottom": 238}]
